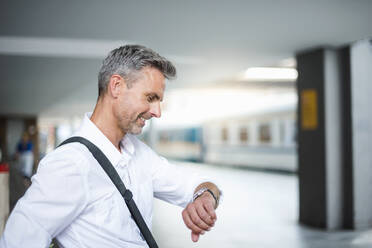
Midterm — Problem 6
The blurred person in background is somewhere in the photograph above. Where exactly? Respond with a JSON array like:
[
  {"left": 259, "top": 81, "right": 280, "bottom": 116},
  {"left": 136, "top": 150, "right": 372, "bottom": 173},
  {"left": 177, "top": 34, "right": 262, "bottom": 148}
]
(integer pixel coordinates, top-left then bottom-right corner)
[
  {"left": 15, "top": 131, "right": 34, "bottom": 187},
  {"left": 0, "top": 45, "right": 221, "bottom": 248}
]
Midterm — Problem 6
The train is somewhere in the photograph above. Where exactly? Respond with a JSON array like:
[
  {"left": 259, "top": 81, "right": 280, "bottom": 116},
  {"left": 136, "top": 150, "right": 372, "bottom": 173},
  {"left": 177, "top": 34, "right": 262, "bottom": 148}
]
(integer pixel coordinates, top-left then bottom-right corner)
[{"left": 150, "top": 104, "right": 298, "bottom": 173}]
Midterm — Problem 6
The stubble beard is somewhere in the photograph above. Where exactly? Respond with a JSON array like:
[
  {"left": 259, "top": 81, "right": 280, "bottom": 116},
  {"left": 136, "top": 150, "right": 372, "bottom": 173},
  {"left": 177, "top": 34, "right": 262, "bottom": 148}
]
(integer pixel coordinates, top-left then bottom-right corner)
[
  {"left": 128, "top": 122, "right": 143, "bottom": 135},
  {"left": 118, "top": 115, "right": 144, "bottom": 135}
]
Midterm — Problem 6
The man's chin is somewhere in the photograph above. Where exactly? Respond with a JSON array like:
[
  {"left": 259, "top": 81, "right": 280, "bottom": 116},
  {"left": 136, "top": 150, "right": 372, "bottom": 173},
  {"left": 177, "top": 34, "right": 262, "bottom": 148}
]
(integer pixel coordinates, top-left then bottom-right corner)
[{"left": 128, "top": 127, "right": 143, "bottom": 135}]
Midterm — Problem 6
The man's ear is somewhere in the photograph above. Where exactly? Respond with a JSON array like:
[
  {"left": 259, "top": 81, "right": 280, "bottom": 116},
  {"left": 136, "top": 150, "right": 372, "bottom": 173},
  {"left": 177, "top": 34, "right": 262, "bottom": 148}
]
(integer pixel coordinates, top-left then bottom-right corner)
[{"left": 108, "top": 74, "right": 124, "bottom": 98}]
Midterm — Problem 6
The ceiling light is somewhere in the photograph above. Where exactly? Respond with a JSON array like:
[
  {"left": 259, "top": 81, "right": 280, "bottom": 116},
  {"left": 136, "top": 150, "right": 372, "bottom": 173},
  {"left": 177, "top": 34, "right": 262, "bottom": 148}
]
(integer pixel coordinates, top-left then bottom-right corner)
[{"left": 242, "top": 67, "right": 298, "bottom": 81}]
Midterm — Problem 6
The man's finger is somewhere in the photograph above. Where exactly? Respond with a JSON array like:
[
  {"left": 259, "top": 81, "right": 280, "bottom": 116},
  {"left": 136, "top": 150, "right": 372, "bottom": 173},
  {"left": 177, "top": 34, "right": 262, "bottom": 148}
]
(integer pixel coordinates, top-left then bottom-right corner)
[
  {"left": 196, "top": 203, "right": 215, "bottom": 227},
  {"left": 187, "top": 204, "right": 211, "bottom": 231},
  {"left": 182, "top": 209, "right": 204, "bottom": 233},
  {"left": 203, "top": 200, "right": 217, "bottom": 221}
]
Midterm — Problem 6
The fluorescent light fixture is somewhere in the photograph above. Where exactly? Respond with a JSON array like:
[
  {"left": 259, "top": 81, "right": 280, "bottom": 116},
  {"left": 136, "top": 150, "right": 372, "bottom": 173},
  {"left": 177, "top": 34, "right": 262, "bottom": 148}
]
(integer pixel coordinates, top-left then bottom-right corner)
[
  {"left": 0, "top": 36, "right": 128, "bottom": 58},
  {"left": 242, "top": 67, "right": 298, "bottom": 81},
  {"left": 0, "top": 36, "right": 204, "bottom": 65}
]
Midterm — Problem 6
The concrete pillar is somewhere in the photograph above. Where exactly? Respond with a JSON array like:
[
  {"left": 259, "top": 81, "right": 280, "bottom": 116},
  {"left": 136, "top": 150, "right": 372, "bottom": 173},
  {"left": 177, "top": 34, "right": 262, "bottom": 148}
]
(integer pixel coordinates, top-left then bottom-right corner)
[
  {"left": 297, "top": 47, "right": 343, "bottom": 229},
  {"left": 346, "top": 39, "right": 372, "bottom": 229},
  {"left": 297, "top": 38, "right": 372, "bottom": 230}
]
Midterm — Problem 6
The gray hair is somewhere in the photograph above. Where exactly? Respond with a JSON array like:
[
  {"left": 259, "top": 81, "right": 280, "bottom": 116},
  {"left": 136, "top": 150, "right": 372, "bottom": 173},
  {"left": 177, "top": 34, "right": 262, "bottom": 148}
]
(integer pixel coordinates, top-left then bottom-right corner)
[{"left": 98, "top": 44, "right": 176, "bottom": 96}]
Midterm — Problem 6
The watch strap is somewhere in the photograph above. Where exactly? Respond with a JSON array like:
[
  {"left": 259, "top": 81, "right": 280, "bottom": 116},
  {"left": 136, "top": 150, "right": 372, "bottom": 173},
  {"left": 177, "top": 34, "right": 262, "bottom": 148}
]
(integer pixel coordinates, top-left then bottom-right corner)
[
  {"left": 206, "top": 189, "right": 218, "bottom": 208},
  {"left": 193, "top": 187, "right": 219, "bottom": 208}
]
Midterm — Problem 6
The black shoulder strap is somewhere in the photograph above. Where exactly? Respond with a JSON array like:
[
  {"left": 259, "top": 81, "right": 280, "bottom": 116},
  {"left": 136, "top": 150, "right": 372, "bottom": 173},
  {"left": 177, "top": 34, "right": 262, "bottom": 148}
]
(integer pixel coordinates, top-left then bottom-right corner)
[{"left": 58, "top": 136, "right": 159, "bottom": 248}]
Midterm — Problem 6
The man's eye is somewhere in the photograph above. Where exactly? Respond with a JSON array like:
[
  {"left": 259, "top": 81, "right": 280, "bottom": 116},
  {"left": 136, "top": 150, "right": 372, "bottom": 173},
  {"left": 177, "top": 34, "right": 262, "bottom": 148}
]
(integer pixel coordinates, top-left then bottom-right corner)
[{"left": 147, "top": 96, "right": 154, "bottom": 102}]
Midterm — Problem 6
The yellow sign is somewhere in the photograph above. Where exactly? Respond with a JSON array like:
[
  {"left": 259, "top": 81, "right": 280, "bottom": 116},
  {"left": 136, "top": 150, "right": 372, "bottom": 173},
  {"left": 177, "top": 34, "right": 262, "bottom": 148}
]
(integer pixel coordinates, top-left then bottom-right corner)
[{"left": 301, "top": 89, "right": 318, "bottom": 130}]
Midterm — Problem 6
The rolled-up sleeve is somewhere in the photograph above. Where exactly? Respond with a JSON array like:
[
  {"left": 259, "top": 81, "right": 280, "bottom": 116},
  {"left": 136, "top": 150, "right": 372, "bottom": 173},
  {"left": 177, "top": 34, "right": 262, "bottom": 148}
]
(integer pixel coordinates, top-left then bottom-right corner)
[{"left": 0, "top": 147, "right": 89, "bottom": 248}]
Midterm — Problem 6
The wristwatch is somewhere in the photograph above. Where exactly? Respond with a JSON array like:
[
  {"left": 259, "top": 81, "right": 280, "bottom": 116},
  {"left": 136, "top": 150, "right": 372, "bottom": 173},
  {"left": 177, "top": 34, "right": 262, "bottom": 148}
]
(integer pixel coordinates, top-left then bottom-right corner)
[{"left": 192, "top": 187, "right": 219, "bottom": 208}]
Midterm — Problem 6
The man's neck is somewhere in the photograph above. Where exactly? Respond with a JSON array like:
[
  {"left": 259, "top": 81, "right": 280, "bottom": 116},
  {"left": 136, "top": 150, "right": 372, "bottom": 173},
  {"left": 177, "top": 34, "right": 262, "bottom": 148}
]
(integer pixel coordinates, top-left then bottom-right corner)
[{"left": 90, "top": 100, "right": 124, "bottom": 152}]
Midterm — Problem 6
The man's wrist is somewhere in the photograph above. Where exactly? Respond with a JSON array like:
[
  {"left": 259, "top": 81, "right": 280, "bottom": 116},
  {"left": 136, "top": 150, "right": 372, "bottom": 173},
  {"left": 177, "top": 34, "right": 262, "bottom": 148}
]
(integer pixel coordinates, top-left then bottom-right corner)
[
  {"left": 193, "top": 187, "right": 219, "bottom": 209},
  {"left": 205, "top": 188, "right": 219, "bottom": 208}
]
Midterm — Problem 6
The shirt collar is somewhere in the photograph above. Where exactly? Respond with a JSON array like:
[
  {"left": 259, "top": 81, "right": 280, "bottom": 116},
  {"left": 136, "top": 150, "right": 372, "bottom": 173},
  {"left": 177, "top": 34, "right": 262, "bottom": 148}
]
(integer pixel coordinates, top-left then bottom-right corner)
[
  {"left": 120, "top": 134, "right": 135, "bottom": 156},
  {"left": 74, "top": 112, "right": 135, "bottom": 168}
]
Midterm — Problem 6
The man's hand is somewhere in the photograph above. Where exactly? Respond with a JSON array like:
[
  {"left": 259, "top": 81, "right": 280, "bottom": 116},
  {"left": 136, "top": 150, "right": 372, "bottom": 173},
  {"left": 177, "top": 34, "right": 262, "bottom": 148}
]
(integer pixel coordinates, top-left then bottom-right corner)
[{"left": 182, "top": 191, "right": 217, "bottom": 242}]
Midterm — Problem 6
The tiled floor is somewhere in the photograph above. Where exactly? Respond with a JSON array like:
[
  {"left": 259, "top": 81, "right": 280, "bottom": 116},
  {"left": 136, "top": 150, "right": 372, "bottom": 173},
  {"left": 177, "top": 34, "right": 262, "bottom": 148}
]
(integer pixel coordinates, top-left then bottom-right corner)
[{"left": 153, "top": 161, "right": 372, "bottom": 248}]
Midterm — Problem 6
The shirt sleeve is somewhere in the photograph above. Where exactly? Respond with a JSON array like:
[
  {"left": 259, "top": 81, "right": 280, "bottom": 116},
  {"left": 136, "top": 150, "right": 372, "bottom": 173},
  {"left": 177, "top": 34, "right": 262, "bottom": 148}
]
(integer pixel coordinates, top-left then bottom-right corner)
[
  {"left": 0, "top": 146, "right": 89, "bottom": 248},
  {"left": 151, "top": 155, "right": 209, "bottom": 208}
]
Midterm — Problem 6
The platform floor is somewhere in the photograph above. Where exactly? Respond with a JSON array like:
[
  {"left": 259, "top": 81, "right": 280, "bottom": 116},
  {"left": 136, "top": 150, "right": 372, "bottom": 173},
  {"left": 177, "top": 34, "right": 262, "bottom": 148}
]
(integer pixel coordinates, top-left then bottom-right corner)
[
  {"left": 6, "top": 160, "right": 372, "bottom": 247},
  {"left": 153, "top": 161, "right": 372, "bottom": 248}
]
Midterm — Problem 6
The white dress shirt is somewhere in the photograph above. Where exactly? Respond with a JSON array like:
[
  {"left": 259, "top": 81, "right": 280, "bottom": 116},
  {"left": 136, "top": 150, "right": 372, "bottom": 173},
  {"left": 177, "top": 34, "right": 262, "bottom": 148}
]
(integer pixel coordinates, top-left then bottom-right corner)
[{"left": 0, "top": 113, "right": 207, "bottom": 248}]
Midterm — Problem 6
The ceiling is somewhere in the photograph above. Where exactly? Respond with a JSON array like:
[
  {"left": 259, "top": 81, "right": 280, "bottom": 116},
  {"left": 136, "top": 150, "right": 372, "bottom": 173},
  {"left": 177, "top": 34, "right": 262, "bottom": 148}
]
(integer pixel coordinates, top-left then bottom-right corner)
[{"left": 0, "top": 0, "right": 372, "bottom": 118}]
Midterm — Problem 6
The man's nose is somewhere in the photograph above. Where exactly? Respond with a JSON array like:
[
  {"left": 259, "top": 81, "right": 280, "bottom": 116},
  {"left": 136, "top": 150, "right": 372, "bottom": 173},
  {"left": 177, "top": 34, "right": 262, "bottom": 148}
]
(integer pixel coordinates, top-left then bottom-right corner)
[{"left": 150, "top": 102, "right": 161, "bottom": 118}]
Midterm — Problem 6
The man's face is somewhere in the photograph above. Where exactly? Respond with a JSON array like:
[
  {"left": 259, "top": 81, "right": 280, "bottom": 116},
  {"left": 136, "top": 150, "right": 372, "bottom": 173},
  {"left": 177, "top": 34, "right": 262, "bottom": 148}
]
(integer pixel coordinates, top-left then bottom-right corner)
[{"left": 113, "top": 67, "right": 165, "bottom": 135}]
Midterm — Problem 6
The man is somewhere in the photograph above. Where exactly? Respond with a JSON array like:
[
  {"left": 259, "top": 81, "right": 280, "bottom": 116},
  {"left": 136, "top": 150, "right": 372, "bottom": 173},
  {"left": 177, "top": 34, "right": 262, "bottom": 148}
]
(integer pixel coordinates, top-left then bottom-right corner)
[
  {"left": 15, "top": 131, "right": 34, "bottom": 186},
  {"left": 0, "top": 45, "right": 221, "bottom": 247}
]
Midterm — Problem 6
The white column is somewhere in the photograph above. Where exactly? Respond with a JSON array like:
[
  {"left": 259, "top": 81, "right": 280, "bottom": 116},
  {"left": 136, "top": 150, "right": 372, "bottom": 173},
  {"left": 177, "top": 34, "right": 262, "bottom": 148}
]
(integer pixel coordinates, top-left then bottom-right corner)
[{"left": 350, "top": 39, "right": 372, "bottom": 229}]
